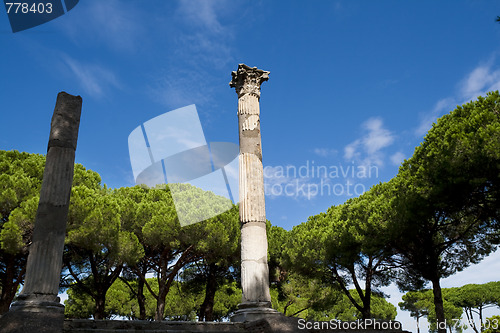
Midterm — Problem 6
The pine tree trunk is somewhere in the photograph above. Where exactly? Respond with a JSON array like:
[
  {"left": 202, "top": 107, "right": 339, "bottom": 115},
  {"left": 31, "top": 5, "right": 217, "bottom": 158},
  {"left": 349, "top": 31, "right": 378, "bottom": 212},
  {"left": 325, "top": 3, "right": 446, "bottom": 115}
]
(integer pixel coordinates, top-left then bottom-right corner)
[
  {"left": 362, "top": 262, "right": 373, "bottom": 320},
  {"left": 155, "top": 278, "right": 167, "bottom": 321},
  {"left": 431, "top": 275, "right": 446, "bottom": 333},
  {"left": 154, "top": 246, "right": 194, "bottom": 321},
  {"left": 94, "top": 292, "right": 106, "bottom": 319},
  {"left": 479, "top": 306, "right": 484, "bottom": 332},
  {"left": 0, "top": 253, "right": 24, "bottom": 314},
  {"left": 0, "top": 286, "right": 15, "bottom": 314},
  {"left": 0, "top": 264, "right": 15, "bottom": 314},
  {"left": 155, "top": 299, "right": 165, "bottom": 321},
  {"left": 199, "top": 263, "right": 218, "bottom": 321},
  {"left": 137, "top": 277, "right": 146, "bottom": 320}
]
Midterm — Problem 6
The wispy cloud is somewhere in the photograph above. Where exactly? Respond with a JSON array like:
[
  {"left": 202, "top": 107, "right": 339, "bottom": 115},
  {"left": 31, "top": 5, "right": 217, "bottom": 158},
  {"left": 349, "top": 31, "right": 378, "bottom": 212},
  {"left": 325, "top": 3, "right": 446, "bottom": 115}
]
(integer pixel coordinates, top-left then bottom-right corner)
[
  {"left": 149, "top": 68, "right": 213, "bottom": 110},
  {"left": 62, "top": 55, "right": 121, "bottom": 98},
  {"left": 415, "top": 97, "right": 456, "bottom": 137},
  {"left": 59, "top": 0, "right": 144, "bottom": 51},
  {"left": 313, "top": 148, "right": 338, "bottom": 157},
  {"left": 173, "top": 0, "right": 235, "bottom": 69},
  {"left": 150, "top": 0, "right": 236, "bottom": 110},
  {"left": 459, "top": 60, "right": 500, "bottom": 103},
  {"left": 389, "top": 152, "right": 405, "bottom": 166},
  {"left": 176, "top": 0, "right": 225, "bottom": 34},
  {"left": 344, "top": 117, "right": 394, "bottom": 167},
  {"left": 416, "top": 57, "right": 500, "bottom": 137}
]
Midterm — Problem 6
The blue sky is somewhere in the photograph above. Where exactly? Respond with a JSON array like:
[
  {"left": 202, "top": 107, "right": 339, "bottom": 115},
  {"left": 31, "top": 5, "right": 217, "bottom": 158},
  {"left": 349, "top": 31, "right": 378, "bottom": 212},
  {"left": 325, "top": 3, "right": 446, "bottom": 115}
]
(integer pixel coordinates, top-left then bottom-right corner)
[{"left": 1, "top": 1, "right": 500, "bottom": 331}]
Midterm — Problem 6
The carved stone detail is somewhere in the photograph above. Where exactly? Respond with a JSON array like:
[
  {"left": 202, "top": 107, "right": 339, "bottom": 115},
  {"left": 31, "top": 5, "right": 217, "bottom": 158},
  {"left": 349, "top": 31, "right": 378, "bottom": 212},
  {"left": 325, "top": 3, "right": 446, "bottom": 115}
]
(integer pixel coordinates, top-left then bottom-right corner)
[
  {"left": 237, "top": 94, "right": 260, "bottom": 115},
  {"left": 230, "top": 63, "right": 270, "bottom": 99},
  {"left": 239, "top": 153, "right": 266, "bottom": 222}
]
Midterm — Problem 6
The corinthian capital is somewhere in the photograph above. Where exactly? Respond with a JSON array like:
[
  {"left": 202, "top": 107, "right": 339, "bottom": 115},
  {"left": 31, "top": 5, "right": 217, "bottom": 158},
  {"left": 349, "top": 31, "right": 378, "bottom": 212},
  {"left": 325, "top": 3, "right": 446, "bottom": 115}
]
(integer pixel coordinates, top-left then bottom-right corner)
[{"left": 229, "top": 64, "right": 270, "bottom": 98}]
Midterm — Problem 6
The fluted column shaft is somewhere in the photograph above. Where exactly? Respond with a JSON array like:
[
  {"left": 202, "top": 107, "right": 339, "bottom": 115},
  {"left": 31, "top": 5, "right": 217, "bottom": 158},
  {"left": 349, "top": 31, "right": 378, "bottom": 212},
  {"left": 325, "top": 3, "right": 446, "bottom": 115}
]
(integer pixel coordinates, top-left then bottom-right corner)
[
  {"left": 18, "top": 92, "right": 82, "bottom": 304},
  {"left": 230, "top": 64, "right": 271, "bottom": 307}
]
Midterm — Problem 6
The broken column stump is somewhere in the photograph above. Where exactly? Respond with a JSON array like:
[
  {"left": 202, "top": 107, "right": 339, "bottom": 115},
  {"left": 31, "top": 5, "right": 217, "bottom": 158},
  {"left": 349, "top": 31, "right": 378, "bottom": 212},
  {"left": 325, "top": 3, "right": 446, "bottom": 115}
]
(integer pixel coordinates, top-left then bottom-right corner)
[{"left": 0, "top": 92, "right": 82, "bottom": 333}]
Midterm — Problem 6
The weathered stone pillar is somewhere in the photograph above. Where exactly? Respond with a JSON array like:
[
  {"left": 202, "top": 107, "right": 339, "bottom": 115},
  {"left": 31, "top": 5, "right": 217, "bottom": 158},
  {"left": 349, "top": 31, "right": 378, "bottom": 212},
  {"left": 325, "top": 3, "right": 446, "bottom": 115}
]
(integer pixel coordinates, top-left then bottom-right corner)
[
  {"left": 229, "top": 64, "right": 280, "bottom": 322},
  {"left": 1, "top": 92, "right": 82, "bottom": 333}
]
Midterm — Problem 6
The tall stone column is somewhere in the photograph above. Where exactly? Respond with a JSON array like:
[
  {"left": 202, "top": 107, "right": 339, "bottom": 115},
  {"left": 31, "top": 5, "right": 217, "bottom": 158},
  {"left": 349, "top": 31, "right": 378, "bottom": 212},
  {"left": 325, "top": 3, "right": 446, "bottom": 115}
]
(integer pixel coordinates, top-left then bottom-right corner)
[
  {"left": 229, "top": 64, "right": 280, "bottom": 322},
  {"left": 1, "top": 92, "right": 82, "bottom": 333}
]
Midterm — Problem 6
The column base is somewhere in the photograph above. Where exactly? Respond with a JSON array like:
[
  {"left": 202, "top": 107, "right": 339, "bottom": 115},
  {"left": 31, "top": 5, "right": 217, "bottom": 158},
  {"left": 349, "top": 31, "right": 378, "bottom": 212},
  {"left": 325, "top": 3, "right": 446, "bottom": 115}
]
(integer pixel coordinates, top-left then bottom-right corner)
[
  {"left": 230, "top": 301, "right": 282, "bottom": 322},
  {"left": 0, "top": 294, "right": 65, "bottom": 333}
]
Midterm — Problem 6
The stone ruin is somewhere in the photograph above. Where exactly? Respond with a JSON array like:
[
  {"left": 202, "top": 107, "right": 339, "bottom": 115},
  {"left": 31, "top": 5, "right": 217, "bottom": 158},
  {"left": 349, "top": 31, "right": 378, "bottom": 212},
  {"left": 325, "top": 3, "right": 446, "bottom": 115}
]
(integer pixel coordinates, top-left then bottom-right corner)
[{"left": 0, "top": 65, "right": 406, "bottom": 333}]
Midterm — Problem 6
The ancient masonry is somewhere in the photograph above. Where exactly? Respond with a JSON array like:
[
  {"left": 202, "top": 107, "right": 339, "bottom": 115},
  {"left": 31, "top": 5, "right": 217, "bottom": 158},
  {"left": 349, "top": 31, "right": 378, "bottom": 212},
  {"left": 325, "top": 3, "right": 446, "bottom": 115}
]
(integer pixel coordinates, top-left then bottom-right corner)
[
  {"left": 0, "top": 75, "right": 407, "bottom": 333},
  {"left": 1, "top": 92, "right": 82, "bottom": 333},
  {"left": 229, "top": 64, "right": 281, "bottom": 322}
]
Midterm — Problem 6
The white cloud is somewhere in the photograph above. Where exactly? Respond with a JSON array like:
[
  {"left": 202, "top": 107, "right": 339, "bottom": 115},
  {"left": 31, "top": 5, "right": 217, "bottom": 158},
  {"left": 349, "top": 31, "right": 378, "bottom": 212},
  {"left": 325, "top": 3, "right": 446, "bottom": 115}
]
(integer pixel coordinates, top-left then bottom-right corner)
[
  {"left": 462, "top": 66, "right": 492, "bottom": 97},
  {"left": 344, "top": 117, "right": 394, "bottom": 167},
  {"left": 62, "top": 55, "right": 121, "bottom": 98},
  {"left": 363, "top": 118, "right": 394, "bottom": 154},
  {"left": 460, "top": 61, "right": 500, "bottom": 103},
  {"left": 390, "top": 152, "right": 405, "bottom": 166},
  {"left": 416, "top": 57, "right": 500, "bottom": 137},
  {"left": 344, "top": 143, "right": 358, "bottom": 160},
  {"left": 415, "top": 97, "right": 456, "bottom": 137}
]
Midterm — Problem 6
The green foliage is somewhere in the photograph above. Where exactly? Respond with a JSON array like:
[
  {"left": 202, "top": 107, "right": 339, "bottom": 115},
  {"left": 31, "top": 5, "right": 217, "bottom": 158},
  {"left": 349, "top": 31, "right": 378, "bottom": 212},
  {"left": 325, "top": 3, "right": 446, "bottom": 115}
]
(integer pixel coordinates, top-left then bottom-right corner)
[
  {"left": 270, "top": 273, "right": 340, "bottom": 320},
  {"left": 269, "top": 272, "right": 396, "bottom": 322},
  {"left": 447, "top": 282, "right": 500, "bottom": 311},
  {"left": 0, "top": 151, "right": 44, "bottom": 215},
  {"left": 447, "top": 282, "right": 500, "bottom": 333},
  {"left": 428, "top": 293, "right": 464, "bottom": 333},
  {"left": 207, "top": 281, "right": 241, "bottom": 321},
  {"left": 390, "top": 92, "right": 500, "bottom": 330},
  {"left": 0, "top": 150, "right": 44, "bottom": 255},
  {"left": 67, "top": 186, "right": 144, "bottom": 265},
  {"left": 65, "top": 285, "right": 95, "bottom": 319},
  {"left": 0, "top": 152, "right": 48, "bottom": 311},
  {"left": 0, "top": 150, "right": 107, "bottom": 313},
  {"left": 284, "top": 182, "right": 396, "bottom": 319},
  {"left": 0, "top": 221, "right": 23, "bottom": 254},
  {"left": 113, "top": 184, "right": 240, "bottom": 321},
  {"left": 1, "top": 150, "right": 242, "bottom": 320},
  {"left": 330, "top": 290, "right": 397, "bottom": 322},
  {"left": 66, "top": 278, "right": 156, "bottom": 319},
  {"left": 170, "top": 202, "right": 240, "bottom": 321},
  {"left": 167, "top": 183, "right": 234, "bottom": 228},
  {"left": 64, "top": 180, "right": 144, "bottom": 319},
  {"left": 189, "top": 205, "right": 240, "bottom": 265},
  {"left": 399, "top": 290, "right": 431, "bottom": 327},
  {"left": 5, "top": 90, "right": 500, "bottom": 325},
  {"left": 400, "top": 289, "right": 464, "bottom": 333},
  {"left": 483, "top": 315, "right": 500, "bottom": 333},
  {"left": 65, "top": 277, "right": 240, "bottom": 321},
  {"left": 267, "top": 223, "right": 289, "bottom": 286}
]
